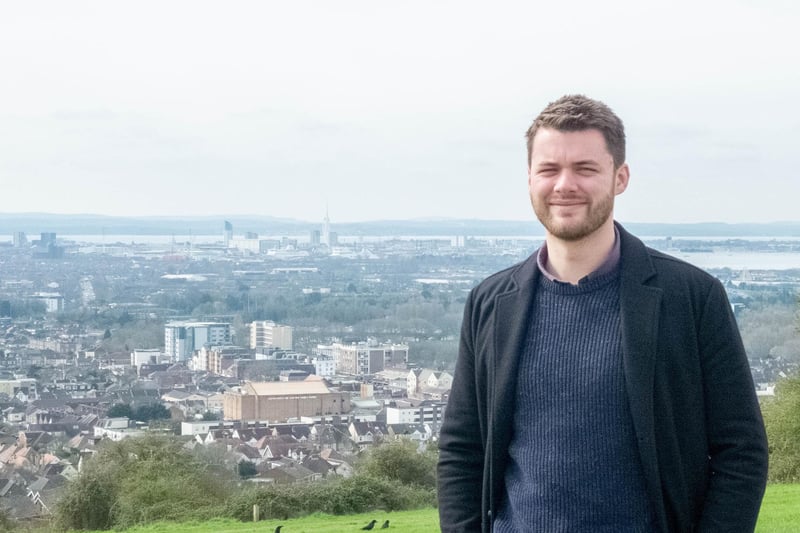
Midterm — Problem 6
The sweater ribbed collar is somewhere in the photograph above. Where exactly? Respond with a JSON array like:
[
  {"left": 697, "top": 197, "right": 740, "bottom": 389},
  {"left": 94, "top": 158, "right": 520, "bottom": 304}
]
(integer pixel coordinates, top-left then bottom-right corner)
[{"left": 536, "top": 224, "right": 621, "bottom": 285}]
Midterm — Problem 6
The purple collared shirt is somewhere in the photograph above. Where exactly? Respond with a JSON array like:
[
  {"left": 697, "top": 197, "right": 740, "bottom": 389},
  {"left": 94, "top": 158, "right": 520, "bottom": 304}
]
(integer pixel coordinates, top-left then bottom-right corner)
[{"left": 536, "top": 226, "right": 621, "bottom": 284}]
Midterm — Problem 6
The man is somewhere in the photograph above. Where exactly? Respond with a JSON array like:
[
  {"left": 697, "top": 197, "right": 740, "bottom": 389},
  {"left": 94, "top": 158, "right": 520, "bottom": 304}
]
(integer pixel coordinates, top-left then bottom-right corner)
[{"left": 437, "top": 95, "right": 768, "bottom": 532}]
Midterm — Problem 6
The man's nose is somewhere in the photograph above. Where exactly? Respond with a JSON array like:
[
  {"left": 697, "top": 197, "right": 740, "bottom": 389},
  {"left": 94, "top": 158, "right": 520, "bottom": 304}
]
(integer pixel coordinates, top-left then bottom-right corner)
[{"left": 553, "top": 170, "right": 578, "bottom": 192}]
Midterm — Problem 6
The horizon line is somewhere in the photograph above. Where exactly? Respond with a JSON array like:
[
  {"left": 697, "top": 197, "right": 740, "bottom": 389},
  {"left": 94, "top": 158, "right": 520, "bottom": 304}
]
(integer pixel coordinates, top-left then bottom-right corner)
[{"left": 2, "top": 212, "right": 800, "bottom": 227}]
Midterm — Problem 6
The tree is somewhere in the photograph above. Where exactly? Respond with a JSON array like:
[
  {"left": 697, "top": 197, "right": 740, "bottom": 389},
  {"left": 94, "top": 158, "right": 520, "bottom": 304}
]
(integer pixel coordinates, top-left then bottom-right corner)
[
  {"left": 762, "top": 373, "right": 800, "bottom": 482},
  {"left": 99, "top": 319, "right": 163, "bottom": 353},
  {"left": 107, "top": 403, "right": 133, "bottom": 418},
  {"left": 237, "top": 459, "right": 257, "bottom": 479},
  {"left": 132, "top": 403, "right": 170, "bottom": 422},
  {"left": 358, "top": 439, "right": 437, "bottom": 490},
  {"left": 738, "top": 304, "right": 799, "bottom": 363},
  {"left": 54, "top": 435, "right": 232, "bottom": 530}
]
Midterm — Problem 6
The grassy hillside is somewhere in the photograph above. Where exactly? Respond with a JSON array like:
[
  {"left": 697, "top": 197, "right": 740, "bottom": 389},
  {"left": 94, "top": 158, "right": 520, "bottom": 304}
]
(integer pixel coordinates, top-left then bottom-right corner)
[
  {"left": 756, "top": 484, "right": 800, "bottom": 533},
  {"left": 80, "top": 508, "right": 439, "bottom": 533},
  {"left": 72, "top": 484, "right": 798, "bottom": 533}
]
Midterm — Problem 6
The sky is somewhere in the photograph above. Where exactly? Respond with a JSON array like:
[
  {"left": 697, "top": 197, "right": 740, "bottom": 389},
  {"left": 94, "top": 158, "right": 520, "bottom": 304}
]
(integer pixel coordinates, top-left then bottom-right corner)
[{"left": 0, "top": 1, "right": 798, "bottom": 224}]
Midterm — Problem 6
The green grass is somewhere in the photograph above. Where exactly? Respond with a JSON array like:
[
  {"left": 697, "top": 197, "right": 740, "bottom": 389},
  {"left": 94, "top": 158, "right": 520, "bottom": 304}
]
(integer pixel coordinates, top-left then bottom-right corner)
[
  {"left": 78, "top": 509, "right": 440, "bottom": 533},
  {"left": 67, "top": 484, "right": 800, "bottom": 533},
  {"left": 756, "top": 484, "right": 800, "bottom": 532}
]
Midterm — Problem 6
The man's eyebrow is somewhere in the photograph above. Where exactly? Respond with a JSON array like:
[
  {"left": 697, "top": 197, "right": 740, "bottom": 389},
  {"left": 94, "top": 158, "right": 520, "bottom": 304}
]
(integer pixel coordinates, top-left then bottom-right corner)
[{"left": 573, "top": 159, "right": 601, "bottom": 166}]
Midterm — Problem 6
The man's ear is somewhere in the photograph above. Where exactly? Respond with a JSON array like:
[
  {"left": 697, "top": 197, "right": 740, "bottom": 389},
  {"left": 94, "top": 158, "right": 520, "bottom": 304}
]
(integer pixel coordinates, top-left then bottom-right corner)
[{"left": 615, "top": 163, "right": 630, "bottom": 195}]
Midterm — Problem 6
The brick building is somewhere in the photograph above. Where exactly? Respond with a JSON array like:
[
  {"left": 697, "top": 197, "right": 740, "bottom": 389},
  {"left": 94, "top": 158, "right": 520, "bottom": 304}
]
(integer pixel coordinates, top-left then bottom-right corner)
[{"left": 223, "top": 377, "right": 350, "bottom": 422}]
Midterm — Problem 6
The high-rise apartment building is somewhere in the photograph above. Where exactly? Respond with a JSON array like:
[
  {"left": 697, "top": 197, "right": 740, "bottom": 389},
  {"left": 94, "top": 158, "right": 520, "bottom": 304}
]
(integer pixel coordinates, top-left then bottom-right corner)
[
  {"left": 32, "top": 292, "right": 64, "bottom": 313},
  {"left": 249, "top": 320, "right": 293, "bottom": 350},
  {"left": 12, "top": 232, "right": 27, "bottom": 247},
  {"left": 223, "top": 220, "right": 233, "bottom": 247},
  {"left": 322, "top": 207, "right": 331, "bottom": 247},
  {"left": 164, "top": 321, "right": 232, "bottom": 362},
  {"left": 40, "top": 232, "right": 57, "bottom": 246}
]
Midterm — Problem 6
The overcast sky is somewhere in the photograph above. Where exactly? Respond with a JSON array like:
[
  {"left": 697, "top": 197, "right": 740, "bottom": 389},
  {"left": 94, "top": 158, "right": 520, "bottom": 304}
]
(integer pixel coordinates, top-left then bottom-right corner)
[{"left": 0, "top": 1, "right": 797, "bottom": 224}]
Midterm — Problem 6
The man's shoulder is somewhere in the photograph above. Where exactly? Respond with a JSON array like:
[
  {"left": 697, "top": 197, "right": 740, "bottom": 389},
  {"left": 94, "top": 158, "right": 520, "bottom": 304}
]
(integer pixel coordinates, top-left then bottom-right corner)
[
  {"left": 645, "top": 247, "right": 718, "bottom": 281},
  {"left": 628, "top": 243, "right": 726, "bottom": 300},
  {"left": 619, "top": 224, "right": 721, "bottom": 288},
  {"left": 471, "top": 253, "right": 536, "bottom": 299}
]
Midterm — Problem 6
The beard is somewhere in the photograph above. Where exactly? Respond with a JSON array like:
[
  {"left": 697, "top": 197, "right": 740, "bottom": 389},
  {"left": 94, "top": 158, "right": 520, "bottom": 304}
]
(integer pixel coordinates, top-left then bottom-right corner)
[{"left": 532, "top": 189, "right": 615, "bottom": 242}]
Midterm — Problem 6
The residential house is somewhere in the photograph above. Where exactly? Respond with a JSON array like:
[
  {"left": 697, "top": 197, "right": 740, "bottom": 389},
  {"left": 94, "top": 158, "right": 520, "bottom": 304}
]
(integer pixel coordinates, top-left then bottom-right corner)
[
  {"left": 407, "top": 368, "right": 453, "bottom": 399},
  {"left": 387, "top": 423, "right": 430, "bottom": 443},
  {"left": 261, "top": 458, "right": 320, "bottom": 484},
  {"left": 348, "top": 421, "right": 388, "bottom": 446},
  {"left": 231, "top": 443, "right": 264, "bottom": 466},
  {"left": 318, "top": 448, "right": 355, "bottom": 478},
  {"left": 93, "top": 417, "right": 144, "bottom": 441},
  {"left": 310, "top": 422, "right": 355, "bottom": 452}
]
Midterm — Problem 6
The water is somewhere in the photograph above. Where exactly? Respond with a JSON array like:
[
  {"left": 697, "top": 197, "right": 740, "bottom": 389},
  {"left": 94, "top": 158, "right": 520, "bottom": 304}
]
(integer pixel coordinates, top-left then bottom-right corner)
[
  {"left": 4, "top": 234, "right": 800, "bottom": 271},
  {"left": 669, "top": 251, "right": 800, "bottom": 271}
]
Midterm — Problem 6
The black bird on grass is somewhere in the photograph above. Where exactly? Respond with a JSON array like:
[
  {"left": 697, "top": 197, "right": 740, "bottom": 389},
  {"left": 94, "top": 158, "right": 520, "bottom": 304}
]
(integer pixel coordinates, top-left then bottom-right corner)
[
  {"left": 381, "top": 520, "right": 390, "bottom": 528},
  {"left": 361, "top": 519, "right": 377, "bottom": 530},
  {"left": 274, "top": 526, "right": 283, "bottom": 533}
]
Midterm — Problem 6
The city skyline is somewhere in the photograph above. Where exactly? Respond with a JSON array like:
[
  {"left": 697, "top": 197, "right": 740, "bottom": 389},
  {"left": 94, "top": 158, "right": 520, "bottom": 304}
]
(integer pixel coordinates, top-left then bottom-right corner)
[{"left": 1, "top": 1, "right": 798, "bottom": 224}]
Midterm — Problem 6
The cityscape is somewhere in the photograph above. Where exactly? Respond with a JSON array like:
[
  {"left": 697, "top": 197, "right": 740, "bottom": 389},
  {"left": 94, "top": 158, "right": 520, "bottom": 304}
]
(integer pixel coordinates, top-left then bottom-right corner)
[
  {"left": 2, "top": 1, "right": 799, "bottom": 529},
  {"left": 0, "top": 214, "right": 798, "bottom": 522}
]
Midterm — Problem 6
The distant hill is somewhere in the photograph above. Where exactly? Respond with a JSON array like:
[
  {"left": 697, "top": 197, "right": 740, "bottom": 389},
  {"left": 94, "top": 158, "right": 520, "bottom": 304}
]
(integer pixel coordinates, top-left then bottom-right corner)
[
  {"left": 0, "top": 213, "right": 309, "bottom": 236},
  {"left": 621, "top": 222, "right": 800, "bottom": 238},
  {"left": 2, "top": 213, "right": 800, "bottom": 237}
]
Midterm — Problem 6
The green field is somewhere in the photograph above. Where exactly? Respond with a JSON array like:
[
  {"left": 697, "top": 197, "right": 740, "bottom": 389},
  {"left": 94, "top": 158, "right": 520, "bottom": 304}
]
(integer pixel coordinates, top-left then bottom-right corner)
[
  {"left": 75, "top": 484, "right": 798, "bottom": 533},
  {"left": 755, "top": 484, "right": 800, "bottom": 533},
  {"left": 84, "top": 509, "right": 440, "bottom": 533}
]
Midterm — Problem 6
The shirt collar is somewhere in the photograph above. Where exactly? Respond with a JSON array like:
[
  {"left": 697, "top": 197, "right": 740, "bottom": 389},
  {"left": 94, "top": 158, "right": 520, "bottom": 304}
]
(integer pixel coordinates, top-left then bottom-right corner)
[{"left": 536, "top": 225, "right": 621, "bottom": 284}]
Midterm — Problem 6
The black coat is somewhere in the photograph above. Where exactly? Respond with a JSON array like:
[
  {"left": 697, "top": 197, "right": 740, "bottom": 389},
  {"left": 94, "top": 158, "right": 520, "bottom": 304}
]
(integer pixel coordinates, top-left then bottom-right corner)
[{"left": 437, "top": 224, "right": 768, "bottom": 533}]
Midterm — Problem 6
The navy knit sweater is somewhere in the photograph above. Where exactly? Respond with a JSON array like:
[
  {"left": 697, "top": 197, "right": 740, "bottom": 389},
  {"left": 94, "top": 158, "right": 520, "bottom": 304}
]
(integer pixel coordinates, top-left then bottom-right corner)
[{"left": 493, "top": 270, "right": 654, "bottom": 532}]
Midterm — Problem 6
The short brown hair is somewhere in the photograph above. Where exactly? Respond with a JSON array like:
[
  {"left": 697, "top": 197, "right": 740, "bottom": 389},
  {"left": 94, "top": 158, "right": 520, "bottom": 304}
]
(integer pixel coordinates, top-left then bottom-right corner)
[{"left": 526, "top": 94, "right": 626, "bottom": 168}]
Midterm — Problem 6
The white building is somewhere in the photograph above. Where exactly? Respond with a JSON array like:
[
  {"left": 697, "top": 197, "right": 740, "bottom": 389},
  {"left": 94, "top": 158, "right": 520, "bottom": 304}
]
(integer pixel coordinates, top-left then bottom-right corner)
[
  {"left": 316, "top": 340, "right": 409, "bottom": 376},
  {"left": 31, "top": 292, "right": 64, "bottom": 313},
  {"left": 0, "top": 379, "right": 37, "bottom": 401},
  {"left": 250, "top": 320, "right": 293, "bottom": 350},
  {"left": 322, "top": 208, "right": 331, "bottom": 247},
  {"left": 181, "top": 420, "right": 234, "bottom": 436},
  {"left": 312, "top": 356, "right": 336, "bottom": 378},
  {"left": 228, "top": 236, "right": 261, "bottom": 253},
  {"left": 164, "top": 321, "right": 232, "bottom": 363},
  {"left": 93, "top": 418, "right": 145, "bottom": 441},
  {"left": 192, "top": 345, "right": 252, "bottom": 373},
  {"left": 131, "top": 348, "right": 167, "bottom": 371},
  {"left": 385, "top": 400, "right": 447, "bottom": 426}
]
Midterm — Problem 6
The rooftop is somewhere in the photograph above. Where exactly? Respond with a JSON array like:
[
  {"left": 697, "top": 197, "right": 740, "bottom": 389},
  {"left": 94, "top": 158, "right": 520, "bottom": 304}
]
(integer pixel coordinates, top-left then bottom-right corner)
[{"left": 244, "top": 378, "right": 332, "bottom": 396}]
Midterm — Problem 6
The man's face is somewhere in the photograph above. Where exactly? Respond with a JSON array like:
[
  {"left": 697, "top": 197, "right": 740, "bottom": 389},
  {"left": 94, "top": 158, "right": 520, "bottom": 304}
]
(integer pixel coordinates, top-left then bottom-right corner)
[{"left": 528, "top": 127, "right": 629, "bottom": 242}]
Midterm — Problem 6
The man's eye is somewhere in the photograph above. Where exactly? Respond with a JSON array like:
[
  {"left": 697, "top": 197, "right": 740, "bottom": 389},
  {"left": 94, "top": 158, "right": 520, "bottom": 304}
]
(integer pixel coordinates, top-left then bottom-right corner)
[{"left": 577, "top": 167, "right": 597, "bottom": 175}]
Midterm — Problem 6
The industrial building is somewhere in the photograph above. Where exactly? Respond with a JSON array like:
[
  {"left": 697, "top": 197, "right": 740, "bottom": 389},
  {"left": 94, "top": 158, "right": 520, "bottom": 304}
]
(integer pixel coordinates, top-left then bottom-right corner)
[{"left": 223, "top": 377, "right": 350, "bottom": 422}]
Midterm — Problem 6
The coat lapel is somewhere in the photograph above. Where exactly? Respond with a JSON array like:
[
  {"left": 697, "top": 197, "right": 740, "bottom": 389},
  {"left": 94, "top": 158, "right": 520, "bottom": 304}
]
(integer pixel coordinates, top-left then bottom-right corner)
[
  {"left": 493, "top": 255, "right": 538, "bottom": 425},
  {"left": 618, "top": 226, "right": 667, "bottom": 529},
  {"left": 489, "top": 254, "right": 539, "bottom": 507}
]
